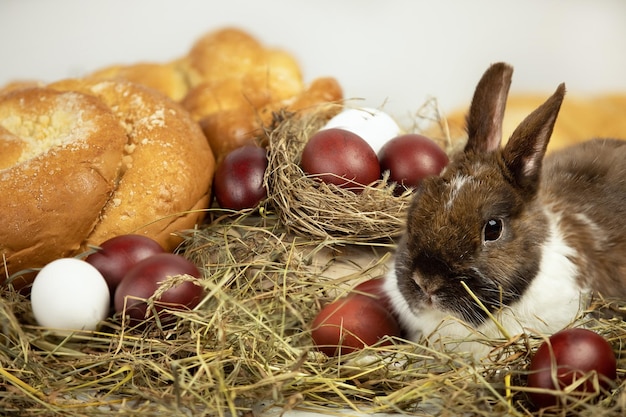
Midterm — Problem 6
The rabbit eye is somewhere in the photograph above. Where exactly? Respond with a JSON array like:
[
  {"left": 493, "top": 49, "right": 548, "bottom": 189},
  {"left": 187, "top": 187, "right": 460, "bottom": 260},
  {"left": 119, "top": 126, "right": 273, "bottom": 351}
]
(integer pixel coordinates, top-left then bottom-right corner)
[{"left": 483, "top": 218, "right": 503, "bottom": 242}]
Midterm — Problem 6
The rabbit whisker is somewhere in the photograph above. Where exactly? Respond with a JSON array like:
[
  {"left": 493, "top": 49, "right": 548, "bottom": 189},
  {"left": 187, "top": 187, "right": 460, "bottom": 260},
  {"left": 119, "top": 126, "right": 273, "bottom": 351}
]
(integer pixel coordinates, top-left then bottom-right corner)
[{"left": 460, "top": 281, "right": 512, "bottom": 339}]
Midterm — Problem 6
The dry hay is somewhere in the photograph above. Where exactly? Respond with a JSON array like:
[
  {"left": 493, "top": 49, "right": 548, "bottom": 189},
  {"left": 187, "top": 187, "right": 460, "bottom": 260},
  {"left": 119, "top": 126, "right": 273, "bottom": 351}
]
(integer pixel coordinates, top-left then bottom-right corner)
[
  {"left": 1, "top": 106, "right": 626, "bottom": 417},
  {"left": 2, "top": 212, "right": 626, "bottom": 416}
]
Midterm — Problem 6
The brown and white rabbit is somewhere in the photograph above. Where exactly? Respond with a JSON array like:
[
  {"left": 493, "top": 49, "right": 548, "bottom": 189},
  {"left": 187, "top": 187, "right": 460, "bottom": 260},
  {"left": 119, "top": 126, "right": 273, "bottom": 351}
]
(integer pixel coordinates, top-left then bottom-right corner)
[{"left": 384, "top": 62, "right": 626, "bottom": 357}]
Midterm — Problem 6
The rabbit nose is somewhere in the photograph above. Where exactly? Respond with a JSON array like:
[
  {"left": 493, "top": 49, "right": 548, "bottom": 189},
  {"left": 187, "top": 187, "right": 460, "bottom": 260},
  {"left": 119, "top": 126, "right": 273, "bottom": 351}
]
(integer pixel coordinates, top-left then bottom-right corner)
[{"left": 413, "top": 274, "right": 440, "bottom": 304}]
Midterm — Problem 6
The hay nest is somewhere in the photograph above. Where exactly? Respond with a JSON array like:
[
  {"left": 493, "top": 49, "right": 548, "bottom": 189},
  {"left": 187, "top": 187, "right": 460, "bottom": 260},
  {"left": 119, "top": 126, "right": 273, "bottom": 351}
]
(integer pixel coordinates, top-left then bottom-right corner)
[
  {"left": 263, "top": 101, "right": 458, "bottom": 242},
  {"left": 2, "top": 105, "right": 625, "bottom": 417}
]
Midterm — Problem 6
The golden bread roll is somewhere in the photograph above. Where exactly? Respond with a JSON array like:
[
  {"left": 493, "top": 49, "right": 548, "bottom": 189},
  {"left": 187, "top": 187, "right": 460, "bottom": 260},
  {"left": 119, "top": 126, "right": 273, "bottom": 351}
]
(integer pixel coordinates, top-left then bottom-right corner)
[
  {"left": 48, "top": 78, "right": 215, "bottom": 249},
  {"left": 0, "top": 87, "right": 128, "bottom": 287},
  {"left": 198, "top": 105, "right": 260, "bottom": 162},
  {"left": 1, "top": 79, "right": 215, "bottom": 288},
  {"left": 181, "top": 77, "right": 264, "bottom": 121},
  {"left": 199, "top": 76, "right": 343, "bottom": 162},
  {"left": 183, "top": 27, "right": 265, "bottom": 86},
  {"left": 433, "top": 93, "right": 626, "bottom": 152},
  {"left": 89, "top": 61, "right": 190, "bottom": 101},
  {"left": 243, "top": 48, "right": 304, "bottom": 102},
  {"left": 284, "top": 77, "right": 344, "bottom": 112},
  {"left": 178, "top": 28, "right": 340, "bottom": 161},
  {"left": 182, "top": 52, "right": 303, "bottom": 122}
]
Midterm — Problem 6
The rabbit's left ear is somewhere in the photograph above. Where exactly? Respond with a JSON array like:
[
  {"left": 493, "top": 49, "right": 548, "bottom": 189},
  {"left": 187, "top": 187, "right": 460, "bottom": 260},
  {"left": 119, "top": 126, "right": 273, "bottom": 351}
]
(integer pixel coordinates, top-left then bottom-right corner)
[
  {"left": 464, "top": 62, "right": 514, "bottom": 154},
  {"left": 502, "top": 83, "right": 566, "bottom": 192}
]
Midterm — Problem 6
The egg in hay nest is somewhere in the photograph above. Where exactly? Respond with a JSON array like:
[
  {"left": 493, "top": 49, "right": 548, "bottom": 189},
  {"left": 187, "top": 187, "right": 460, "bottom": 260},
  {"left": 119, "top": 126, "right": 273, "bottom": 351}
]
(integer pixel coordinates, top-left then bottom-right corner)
[{"left": 263, "top": 104, "right": 456, "bottom": 241}]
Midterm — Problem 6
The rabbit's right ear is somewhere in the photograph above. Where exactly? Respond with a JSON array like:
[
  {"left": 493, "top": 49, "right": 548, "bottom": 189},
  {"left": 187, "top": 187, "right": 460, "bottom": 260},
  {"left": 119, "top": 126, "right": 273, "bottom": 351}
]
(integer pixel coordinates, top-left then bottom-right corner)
[{"left": 464, "top": 62, "right": 514, "bottom": 154}]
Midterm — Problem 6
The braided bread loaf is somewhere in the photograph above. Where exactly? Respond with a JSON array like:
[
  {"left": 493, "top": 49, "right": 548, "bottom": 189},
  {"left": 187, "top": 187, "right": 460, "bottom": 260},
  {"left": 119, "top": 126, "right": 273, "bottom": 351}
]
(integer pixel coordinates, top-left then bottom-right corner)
[{"left": 0, "top": 79, "right": 214, "bottom": 288}]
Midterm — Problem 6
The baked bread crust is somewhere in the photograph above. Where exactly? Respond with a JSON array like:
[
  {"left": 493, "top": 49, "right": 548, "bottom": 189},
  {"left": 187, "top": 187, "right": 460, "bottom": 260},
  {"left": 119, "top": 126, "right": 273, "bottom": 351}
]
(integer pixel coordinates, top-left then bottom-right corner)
[
  {"left": 1, "top": 79, "right": 215, "bottom": 287},
  {"left": 89, "top": 62, "right": 190, "bottom": 102},
  {"left": 54, "top": 78, "right": 214, "bottom": 248},
  {"left": 0, "top": 87, "right": 128, "bottom": 282}
]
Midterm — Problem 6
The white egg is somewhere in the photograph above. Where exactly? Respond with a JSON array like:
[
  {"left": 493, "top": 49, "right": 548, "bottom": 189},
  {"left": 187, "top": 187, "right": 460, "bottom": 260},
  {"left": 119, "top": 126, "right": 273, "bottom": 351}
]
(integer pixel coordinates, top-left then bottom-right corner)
[
  {"left": 321, "top": 107, "right": 402, "bottom": 153},
  {"left": 31, "top": 258, "right": 110, "bottom": 332}
]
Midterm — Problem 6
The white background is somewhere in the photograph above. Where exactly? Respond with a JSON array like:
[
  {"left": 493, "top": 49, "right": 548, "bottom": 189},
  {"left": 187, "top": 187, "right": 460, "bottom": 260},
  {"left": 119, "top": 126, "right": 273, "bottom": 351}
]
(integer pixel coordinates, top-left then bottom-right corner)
[{"left": 1, "top": 0, "right": 625, "bottom": 121}]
